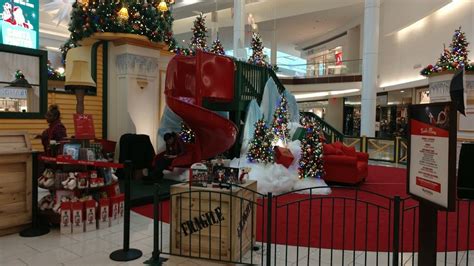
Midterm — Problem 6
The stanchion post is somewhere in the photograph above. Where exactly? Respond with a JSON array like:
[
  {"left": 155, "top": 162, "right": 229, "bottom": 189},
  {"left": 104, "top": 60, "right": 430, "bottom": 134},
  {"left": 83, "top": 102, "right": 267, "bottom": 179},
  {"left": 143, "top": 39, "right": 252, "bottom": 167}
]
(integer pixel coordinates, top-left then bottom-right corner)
[
  {"left": 145, "top": 183, "right": 168, "bottom": 265},
  {"left": 20, "top": 151, "right": 50, "bottom": 237},
  {"left": 110, "top": 160, "right": 143, "bottom": 262},
  {"left": 392, "top": 196, "right": 401, "bottom": 266},
  {"left": 418, "top": 201, "right": 438, "bottom": 266}
]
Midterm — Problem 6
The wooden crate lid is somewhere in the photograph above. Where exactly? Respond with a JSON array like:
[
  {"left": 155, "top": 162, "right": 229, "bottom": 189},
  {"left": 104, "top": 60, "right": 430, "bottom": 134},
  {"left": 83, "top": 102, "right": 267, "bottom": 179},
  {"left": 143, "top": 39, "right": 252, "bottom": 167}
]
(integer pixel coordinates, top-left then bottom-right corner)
[{"left": 0, "top": 131, "right": 31, "bottom": 154}]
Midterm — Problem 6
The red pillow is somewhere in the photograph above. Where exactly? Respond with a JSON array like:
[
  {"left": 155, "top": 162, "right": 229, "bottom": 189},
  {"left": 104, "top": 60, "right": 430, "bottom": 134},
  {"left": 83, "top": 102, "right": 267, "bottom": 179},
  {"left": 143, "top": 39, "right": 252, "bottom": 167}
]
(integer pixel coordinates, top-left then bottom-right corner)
[
  {"left": 323, "top": 144, "right": 338, "bottom": 155},
  {"left": 342, "top": 145, "right": 357, "bottom": 157},
  {"left": 333, "top": 141, "right": 343, "bottom": 150}
]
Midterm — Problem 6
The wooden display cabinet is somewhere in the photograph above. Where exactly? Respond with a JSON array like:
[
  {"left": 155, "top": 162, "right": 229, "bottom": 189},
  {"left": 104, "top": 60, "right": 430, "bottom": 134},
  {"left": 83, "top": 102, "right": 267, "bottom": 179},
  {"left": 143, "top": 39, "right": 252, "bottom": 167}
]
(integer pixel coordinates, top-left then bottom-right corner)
[{"left": 0, "top": 132, "right": 32, "bottom": 235}]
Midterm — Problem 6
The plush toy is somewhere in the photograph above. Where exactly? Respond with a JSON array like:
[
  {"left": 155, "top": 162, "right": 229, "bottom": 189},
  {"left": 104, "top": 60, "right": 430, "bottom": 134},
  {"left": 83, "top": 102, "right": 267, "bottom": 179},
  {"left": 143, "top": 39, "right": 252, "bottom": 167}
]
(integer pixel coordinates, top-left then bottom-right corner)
[
  {"left": 39, "top": 169, "right": 55, "bottom": 188},
  {"left": 39, "top": 195, "right": 53, "bottom": 211},
  {"left": 61, "top": 172, "right": 77, "bottom": 190}
]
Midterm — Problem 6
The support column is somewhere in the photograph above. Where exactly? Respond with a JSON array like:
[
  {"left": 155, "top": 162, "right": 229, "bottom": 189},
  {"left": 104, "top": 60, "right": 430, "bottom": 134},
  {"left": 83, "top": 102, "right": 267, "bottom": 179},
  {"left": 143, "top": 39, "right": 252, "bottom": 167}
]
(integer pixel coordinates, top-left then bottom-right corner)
[
  {"left": 271, "top": 29, "right": 277, "bottom": 66},
  {"left": 211, "top": 11, "right": 218, "bottom": 42},
  {"left": 233, "top": 0, "right": 246, "bottom": 60},
  {"left": 360, "top": 0, "right": 380, "bottom": 137}
]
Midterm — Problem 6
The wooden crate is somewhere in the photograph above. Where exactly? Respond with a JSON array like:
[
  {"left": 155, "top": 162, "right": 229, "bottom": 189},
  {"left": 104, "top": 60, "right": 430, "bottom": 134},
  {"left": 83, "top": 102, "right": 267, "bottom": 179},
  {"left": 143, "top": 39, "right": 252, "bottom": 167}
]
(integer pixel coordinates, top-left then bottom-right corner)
[
  {"left": 170, "top": 181, "right": 257, "bottom": 261},
  {"left": 0, "top": 132, "right": 32, "bottom": 236}
]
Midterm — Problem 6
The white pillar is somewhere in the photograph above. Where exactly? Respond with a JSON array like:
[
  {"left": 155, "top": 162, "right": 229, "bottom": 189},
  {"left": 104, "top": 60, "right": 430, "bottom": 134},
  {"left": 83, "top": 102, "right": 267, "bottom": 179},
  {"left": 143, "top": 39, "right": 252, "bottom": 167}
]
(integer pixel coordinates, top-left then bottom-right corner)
[
  {"left": 233, "top": 0, "right": 246, "bottom": 60},
  {"left": 360, "top": 0, "right": 380, "bottom": 137},
  {"left": 211, "top": 11, "right": 218, "bottom": 42},
  {"left": 271, "top": 27, "right": 277, "bottom": 66}
]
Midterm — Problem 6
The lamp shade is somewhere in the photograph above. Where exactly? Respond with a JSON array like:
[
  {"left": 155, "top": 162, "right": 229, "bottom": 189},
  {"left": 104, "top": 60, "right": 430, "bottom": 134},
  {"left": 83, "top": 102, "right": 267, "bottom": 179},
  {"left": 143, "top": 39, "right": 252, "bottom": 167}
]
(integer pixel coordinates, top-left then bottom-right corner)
[{"left": 65, "top": 60, "right": 96, "bottom": 89}]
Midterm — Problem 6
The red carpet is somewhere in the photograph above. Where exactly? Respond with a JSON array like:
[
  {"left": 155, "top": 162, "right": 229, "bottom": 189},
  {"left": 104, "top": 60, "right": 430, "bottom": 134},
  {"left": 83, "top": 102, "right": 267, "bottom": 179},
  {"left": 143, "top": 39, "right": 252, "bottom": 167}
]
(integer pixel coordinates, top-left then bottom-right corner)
[{"left": 132, "top": 165, "right": 474, "bottom": 252}]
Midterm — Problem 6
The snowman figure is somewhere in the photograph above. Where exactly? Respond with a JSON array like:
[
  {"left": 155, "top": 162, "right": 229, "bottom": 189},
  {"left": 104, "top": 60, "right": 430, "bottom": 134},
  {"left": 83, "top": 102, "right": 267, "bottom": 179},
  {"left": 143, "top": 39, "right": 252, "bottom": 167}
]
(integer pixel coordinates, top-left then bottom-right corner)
[{"left": 2, "top": 2, "right": 14, "bottom": 25}]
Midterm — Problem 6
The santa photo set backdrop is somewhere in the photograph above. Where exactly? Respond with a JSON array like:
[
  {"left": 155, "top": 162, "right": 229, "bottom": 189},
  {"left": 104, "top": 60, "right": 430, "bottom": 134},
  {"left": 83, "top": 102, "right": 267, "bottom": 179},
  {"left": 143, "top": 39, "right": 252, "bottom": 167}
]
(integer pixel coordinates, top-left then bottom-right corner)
[{"left": 0, "top": 0, "right": 38, "bottom": 49}]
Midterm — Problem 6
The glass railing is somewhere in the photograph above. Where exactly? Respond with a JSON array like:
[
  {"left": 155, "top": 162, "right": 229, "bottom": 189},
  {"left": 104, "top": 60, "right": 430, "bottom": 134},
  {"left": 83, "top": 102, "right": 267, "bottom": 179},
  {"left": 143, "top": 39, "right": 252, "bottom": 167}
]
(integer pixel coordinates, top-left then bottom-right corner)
[{"left": 277, "top": 59, "right": 362, "bottom": 78}]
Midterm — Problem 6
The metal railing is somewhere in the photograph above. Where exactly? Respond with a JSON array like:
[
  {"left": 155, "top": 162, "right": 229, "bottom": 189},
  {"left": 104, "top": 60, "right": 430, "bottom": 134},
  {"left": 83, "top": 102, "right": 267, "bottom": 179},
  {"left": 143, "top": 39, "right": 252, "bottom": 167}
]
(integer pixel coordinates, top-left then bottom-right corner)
[
  {"left": 277, "top": 59, "right": 362, "bottom": 78},
  {"left": 146, "top": 183, "right": 474, "bottom": 265}
]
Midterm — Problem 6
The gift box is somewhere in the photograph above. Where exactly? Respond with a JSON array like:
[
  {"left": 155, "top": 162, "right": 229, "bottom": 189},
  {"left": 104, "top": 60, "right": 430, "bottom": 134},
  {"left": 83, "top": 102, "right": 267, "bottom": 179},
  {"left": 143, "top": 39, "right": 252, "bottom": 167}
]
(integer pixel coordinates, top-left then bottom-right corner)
[
  {"left": 84, "top": 200, "right": 97, "bottom": 232},
  {"left": 98, "top": 198, "right": 110, "bottom": 229},
  {"left": 110, "top": 195, "right": 120, "bottom": 226},
  {"left": 292, "top": 127, "right": 306, "bottom": 141},
  {"left": 77, "top": 172, "right": 89, "bottom": 189},
  {"left": 71, "top": 201, "right": 84, "bottom": 233},
  {"left": 274, "top": 146, "right": 295, "bottom": 168},
  {"left": 60, "top": 201, "right": 72, "bottom": 234},
  {"left": 104, "top": 182, "right": 120, "bottom": 197}
]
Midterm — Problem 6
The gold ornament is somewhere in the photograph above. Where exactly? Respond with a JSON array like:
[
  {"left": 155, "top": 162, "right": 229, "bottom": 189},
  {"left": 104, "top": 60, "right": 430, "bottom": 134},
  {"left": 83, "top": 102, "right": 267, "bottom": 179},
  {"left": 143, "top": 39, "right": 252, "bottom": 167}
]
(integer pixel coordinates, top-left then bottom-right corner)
[
  {"left": 158, "top": 0, "right": 168, "bottom": 12},
  {"left": 118, "top": 7, "right": 129, "bottom": 21}
]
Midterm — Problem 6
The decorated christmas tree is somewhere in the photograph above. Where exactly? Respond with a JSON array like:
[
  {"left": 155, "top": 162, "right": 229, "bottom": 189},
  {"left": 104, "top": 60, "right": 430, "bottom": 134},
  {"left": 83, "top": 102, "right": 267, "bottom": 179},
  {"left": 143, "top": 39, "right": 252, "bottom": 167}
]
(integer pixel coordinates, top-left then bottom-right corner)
[
  {"left": 298, "top": 120, "right": 325, "bottom": 179},
  {"left": 61, "top": 1, "right": 176, "bottom": 56},
  {"left": 210, "top": 38, "right": 225, "bottom": 56},
  {"left": 449, "top": 26, "right": 469, "bottom": 68},
  {"left": 247, "top": 118, "right": 274, "bottom": 164},
  {"left": 179, "top": 122, "right": 195, "bottom": 143},
  {"left": 271, "top": 95, "right": 290, "bottom": 145},
  {"left": 421, "top": 27, "right": 473, "bottom": 76},
  {"left": 248, "top": 32, "right": 268, "bottom": 67},
  {"left": 189, "top": 12, "right": 208, "bottom": 52}
]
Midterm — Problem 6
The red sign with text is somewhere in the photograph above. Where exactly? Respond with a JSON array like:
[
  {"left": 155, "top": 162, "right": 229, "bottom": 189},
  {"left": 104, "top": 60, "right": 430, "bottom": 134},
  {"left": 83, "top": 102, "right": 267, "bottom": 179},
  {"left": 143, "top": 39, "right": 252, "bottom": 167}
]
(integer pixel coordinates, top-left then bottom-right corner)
[{"left": 73, "top": 114, "right": 95, "bottom": 140}]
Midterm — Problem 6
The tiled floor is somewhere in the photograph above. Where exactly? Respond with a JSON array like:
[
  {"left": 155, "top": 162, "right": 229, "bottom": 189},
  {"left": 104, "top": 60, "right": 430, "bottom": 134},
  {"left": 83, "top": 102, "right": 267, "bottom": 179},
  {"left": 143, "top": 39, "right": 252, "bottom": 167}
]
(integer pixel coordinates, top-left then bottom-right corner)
[{"left": 1, "top": 211, "right": 471, "bottom": 265}]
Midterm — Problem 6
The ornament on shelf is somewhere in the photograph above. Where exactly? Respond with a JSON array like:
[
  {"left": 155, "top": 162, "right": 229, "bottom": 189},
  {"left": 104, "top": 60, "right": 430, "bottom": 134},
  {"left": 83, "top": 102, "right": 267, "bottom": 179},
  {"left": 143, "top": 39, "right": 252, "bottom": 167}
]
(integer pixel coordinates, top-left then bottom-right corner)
[{"left": 247, "top": 118, "right": 275, "bottom": 164}]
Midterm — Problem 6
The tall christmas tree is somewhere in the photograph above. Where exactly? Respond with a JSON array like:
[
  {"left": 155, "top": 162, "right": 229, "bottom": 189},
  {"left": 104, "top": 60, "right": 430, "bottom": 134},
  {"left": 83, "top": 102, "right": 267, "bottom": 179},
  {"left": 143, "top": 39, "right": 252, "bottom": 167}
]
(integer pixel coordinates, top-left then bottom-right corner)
[
  {"left": 271, "top": 95, "right": 290, "bottom": 145},
  {"left": 247, "top": 118, "right": 274, "bottom": 164},
  {"left": 189, "top": 12, "right": 208, "bottom": 51},
  {"left": 248, "top": 32, "right": 268, "bottom": 67},
  {"left": 449, "top": 27, "right": 469, "bottom": 68},
  {"left": 179, "top": 122, "right": 195, "bottom": 143},
  {"left": 298, "top": 120, "right": 325, "bottom": 179},
  {"left": 210, "top": 38, "right": 225, "bottom": 56}
]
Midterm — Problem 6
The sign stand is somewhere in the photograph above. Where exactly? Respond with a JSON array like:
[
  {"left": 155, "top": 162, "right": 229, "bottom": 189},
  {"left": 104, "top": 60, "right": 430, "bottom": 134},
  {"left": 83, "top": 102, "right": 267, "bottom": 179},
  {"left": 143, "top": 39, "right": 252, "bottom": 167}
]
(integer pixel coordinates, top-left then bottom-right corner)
[{"left": 418, "top": 201, "right": 438, "bottom": 265}]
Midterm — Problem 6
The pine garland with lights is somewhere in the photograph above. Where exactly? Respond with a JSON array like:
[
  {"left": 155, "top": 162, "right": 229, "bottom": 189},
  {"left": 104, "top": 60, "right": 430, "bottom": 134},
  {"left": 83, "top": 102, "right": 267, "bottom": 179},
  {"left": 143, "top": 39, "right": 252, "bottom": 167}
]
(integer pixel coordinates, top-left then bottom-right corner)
[
  {"left": 61, "top": 0, "right": 177, "bottom": 56},
  {"left": 179, "top": 122, "right": 195, "bottom": 143},
  {"left": 47, "top": 62, "right": 65, "bottom": 81},
  {"left": 421, "top": 27, "right": 474, "bottom": 76},
  {"left": 210, "top": 38, "right": 225, "bottom": 56},
  {"left": 298, "top": 119, "right": 325, "bottom": 179},
  {"left": 247, "top": 118, "right": 274, "bottom": 164},
  {"left": 248, "top": 32, "right": 269, "bottom": 67},
  {"left": 189, "top": 12, "right": 208, "bottom": 52},
  {"left": 271, "top": 95, "right": 290, "bottom": 145}
]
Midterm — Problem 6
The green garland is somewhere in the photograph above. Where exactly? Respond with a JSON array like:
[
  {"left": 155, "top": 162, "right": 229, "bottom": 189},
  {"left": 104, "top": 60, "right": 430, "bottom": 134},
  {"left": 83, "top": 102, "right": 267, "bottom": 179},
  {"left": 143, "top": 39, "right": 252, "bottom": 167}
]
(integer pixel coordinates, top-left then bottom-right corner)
[{"left": 61, "top": 1, "right": 178, "bottom": 56}]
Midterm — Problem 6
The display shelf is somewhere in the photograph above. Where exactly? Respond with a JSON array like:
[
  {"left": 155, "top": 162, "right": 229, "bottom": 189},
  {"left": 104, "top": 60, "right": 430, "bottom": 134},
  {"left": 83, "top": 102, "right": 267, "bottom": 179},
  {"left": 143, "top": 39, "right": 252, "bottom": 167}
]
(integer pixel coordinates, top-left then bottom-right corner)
[{"left": 39, "top": 155, "right": 124, "bottom": 168}]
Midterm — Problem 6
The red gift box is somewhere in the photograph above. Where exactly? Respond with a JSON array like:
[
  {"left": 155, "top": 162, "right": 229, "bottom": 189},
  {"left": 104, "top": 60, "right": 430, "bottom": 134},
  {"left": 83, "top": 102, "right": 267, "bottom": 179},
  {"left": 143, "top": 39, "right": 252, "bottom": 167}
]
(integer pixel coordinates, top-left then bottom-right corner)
[
  {"left": 103, "top": 182, "right": 120, "bottom": 197},
  {"left": 110, "top": 195, "right": 121, "bottom": 225},
  {"left": 71, "top": 201, "right": 84, "bottom": 233},
  {"left": 274, "top": 146, "right": 295, "bottom": 168},
  {"left": 60, "top": 201, "right": 72, "bottom": 234},
  {"left": 84, "top": 200, "right": 97, "bottom": 232},
  {"left": 98, "top": 198, "right": 110, "bottom": 229}
]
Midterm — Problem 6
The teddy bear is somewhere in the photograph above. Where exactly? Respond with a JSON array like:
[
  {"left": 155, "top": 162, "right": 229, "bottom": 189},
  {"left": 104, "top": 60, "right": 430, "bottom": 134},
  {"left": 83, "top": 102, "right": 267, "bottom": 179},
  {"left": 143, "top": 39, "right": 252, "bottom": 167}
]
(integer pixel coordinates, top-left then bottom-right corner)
[
  {"left": 39, "top": 194, "right": 54, "bottom": 211},
  {"left": 2, "top": 3, "right": 15, "bottom": 25}
]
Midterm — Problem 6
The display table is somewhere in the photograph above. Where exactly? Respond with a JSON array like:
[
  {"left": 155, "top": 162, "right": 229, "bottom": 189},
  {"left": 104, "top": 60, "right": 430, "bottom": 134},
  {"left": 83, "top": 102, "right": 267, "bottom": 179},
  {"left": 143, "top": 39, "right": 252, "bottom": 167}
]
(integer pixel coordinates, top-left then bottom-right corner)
[
  {"left": 0, "top": 132, "right": 33, "bottom": 235},
  {"left": 170, "top": 180, "right": 257, "bottom": 261}
]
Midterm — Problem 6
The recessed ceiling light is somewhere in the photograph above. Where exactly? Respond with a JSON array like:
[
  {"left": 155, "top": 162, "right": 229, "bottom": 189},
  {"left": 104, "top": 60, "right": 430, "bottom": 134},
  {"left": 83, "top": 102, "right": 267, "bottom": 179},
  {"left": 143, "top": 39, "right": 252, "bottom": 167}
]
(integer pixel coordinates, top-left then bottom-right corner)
[{"left": 400, "top": 90, "right": 405, "bottom": 93}]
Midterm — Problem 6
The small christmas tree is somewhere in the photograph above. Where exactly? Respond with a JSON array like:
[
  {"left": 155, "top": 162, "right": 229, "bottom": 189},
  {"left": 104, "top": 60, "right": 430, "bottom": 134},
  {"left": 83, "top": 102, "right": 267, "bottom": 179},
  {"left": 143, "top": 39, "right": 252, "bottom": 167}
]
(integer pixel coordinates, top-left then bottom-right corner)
[
  {"left": 436, "top": 44, "right": 452, "bottom": 67},
  {"left": 247, "top": 118, "right": 274, "bottom": 164},
  {"left": 271, "top": 95, "right": 290, "bottom": 145},
  {"left": 210, "top": 38, "right": 225, "bottom": 56},
  {"left": 298, "top": 120, "right": 324, "bottom": 179},
  {"left": 189, "top": 12, "right": 208, "bottom": 51},
  {"left": 449, "top": 26, "right": 469, "bottom": 68},
  {"left": 248, "top": 32, "right": 268, "bottom": 67},
  {"left": 179, "top": 122, "right": 195, "bottom": 143}
]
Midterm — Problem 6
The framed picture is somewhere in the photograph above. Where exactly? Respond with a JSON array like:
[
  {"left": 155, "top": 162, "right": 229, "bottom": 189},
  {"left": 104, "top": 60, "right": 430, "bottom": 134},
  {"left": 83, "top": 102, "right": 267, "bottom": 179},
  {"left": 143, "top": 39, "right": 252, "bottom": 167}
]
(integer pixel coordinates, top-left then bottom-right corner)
[
  {"left": 63, "top": 143, "right": 81, "bottom": 160},
  {"left": 0, "top": 44, "right": 47, "bottom": 118}
]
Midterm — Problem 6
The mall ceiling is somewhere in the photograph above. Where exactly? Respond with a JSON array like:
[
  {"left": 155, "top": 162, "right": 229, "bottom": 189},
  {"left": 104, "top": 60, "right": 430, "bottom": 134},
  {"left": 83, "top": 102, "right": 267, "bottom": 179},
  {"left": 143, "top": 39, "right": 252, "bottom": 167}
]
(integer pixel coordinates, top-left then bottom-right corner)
[{"left": 39, "top": 0, "right": 364, "bottom": 57}]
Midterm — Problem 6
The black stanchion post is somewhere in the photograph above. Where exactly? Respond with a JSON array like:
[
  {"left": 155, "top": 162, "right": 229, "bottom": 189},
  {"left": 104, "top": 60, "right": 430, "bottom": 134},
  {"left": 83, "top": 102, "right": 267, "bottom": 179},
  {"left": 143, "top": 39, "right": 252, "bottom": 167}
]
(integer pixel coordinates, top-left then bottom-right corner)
[
  {"left": 266, "top": 192, "right": 273, "bottom": 266},
  {"left": 110, "top": 161, "right": 143, "bottom": 262},
  {"left": 145, "top": 183, "right": 168, "bottom": 265},
  {"left": 392, "top": 196, "right": 401, "bottom": 266},
  {"left": 418, "top": 201, "right": 438, "bottom": 266},
  {"left": 20, "top": 151, "right": 50, "bottom": 237}
]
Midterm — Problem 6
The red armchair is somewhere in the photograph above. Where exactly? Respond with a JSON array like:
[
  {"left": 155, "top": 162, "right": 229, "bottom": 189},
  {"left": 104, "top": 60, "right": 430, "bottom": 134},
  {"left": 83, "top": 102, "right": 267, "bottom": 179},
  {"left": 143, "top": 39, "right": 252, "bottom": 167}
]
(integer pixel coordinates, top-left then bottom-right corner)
[{"left": 322, "top": 142, "right": 368, "bottom": 185}]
